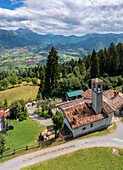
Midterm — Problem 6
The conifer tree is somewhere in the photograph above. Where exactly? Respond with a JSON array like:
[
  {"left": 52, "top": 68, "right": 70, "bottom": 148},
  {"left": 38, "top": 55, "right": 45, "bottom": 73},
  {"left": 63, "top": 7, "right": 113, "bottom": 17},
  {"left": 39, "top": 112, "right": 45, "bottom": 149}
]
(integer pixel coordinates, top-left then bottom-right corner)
[
  {"left": 108, "top": 42, "right": 119, "bottom": 76},
  {"left": 98, "top": 49, "right": 106, "bottom": 76},
  {"left": 117, "top": 42, "right": 123, "bottom": 75},
  {"left": 44, "top": 47, "right": 59, "bottom": 97},
  {"left": 90, "top": 49, "right": 100, "bottom": 78}
]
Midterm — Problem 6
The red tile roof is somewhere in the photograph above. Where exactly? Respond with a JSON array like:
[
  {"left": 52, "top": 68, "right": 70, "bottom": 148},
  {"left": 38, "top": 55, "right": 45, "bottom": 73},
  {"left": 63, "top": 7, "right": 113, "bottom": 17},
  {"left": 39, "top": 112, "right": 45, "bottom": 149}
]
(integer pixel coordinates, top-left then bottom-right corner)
[
  {"left": 0, "top": 110, "right": 6, "bottom": 119},
  {"left": 103, "top": 89, "right": 115, "bottom": 99},
  {"left": 103, "top": 96, "right": 116, "bottom": 111},
  {"left": 103, "top": 100, "right": 114, "bottom": 114},
  {"left": 103, "top": 89, "right": 123, "bottom": 109},
  {"left": 82, "top": 89, "right": 122, "bottom": 112},
  {"left": 59, "top": 99, "right": 105, "bottom": 130},
  {"left": 81, "top": 89, "right": 92, "bottom": 99}
]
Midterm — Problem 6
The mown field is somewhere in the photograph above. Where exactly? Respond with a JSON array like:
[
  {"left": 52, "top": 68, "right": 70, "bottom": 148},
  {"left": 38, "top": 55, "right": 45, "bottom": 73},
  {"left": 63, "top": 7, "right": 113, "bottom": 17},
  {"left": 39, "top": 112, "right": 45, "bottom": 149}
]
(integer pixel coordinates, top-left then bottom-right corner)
[
  {"left": 22, "top": 147, "right": 123, "bottom": 170},
  {"left": 6, "top": 118, "right": 46, "bottom": 150},
  {"left": 0, "top": 86, "right": 39, "bottom": 105}
]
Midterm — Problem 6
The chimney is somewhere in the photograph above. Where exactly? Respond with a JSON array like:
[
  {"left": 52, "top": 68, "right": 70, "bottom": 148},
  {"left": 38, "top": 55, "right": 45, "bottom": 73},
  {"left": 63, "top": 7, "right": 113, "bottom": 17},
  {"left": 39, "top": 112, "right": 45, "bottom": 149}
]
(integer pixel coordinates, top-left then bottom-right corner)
[
  {"left": 114, "top": 91, "right": 117, "bottom": 97},
  {"left": 73, "top": 117, "right": 76, "bottom": 124},
  {"left": 117, "top": 90, "right": 119, "bottom": 95}
]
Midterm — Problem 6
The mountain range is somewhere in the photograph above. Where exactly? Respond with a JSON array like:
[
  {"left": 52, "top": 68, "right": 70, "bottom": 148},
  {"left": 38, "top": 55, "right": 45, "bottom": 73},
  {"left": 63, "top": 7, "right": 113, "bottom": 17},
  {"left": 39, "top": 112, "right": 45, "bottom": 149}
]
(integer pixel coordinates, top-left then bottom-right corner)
[{"left": 0, "top": 28, "right": 123, "bottom": 56}]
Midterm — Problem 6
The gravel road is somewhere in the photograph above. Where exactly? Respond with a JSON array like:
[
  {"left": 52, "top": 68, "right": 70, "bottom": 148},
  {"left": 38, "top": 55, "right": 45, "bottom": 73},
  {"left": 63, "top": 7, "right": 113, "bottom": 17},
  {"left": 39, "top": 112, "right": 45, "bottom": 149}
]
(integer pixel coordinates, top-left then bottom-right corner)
[
  {"left": 27, "top": 106, "right": 53, "bottom": 126},
  {"left": 0, "top": 119, "right": 123, "bottom": 170}
]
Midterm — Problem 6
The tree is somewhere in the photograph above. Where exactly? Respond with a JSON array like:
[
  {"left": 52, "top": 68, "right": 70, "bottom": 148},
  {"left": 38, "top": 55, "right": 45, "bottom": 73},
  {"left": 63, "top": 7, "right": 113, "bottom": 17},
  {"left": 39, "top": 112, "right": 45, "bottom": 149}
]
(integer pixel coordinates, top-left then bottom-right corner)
[
  {"left": 26, "top": 77, "right": 31, "bottom": 83},
  {"left": 10, "top": 76, "right": 18, "bottom": 85},
  {"left": 98, "top": 49, "right": 106, "bottom": 76},
  {"left": 0, "top": 134, "right": 6, "bottom": 154},
  {"left": 90, "top": 49, "right": 100, "bottom": 78},
  {"left": 32, "top": 77, "right": 38, "bottom": 85},
  {"left": 117, "top": 42, "right": 123, "bottom": 75},
  {"left": 52, "top": 111, "right": 64, "bottom": 138},
  {"left": 38, "top": 67, "right": 45, "bottom": 98},
  {"left": 79, "top": 63, "right": 86, "bottom": 76},
  {"left": 10, "top": 100, "right": 28, "bottom": 120},
  {"left": 4, "top": 98, "right": 8, "bottom": 108},
  {"left": 73, "top": 66, "right": 81, "bottom": 77},
  {"left": 1, "top": 78, "right": 9, "bottom": 88},
  {"left": 108, "top": 42, "right": 119, "bottom": 76},
  {"left": 18, "top": 79, "right": 22, "bottom": 84},
  {"left": 44, "top": 47, "right": 59, "bottom": 97}
]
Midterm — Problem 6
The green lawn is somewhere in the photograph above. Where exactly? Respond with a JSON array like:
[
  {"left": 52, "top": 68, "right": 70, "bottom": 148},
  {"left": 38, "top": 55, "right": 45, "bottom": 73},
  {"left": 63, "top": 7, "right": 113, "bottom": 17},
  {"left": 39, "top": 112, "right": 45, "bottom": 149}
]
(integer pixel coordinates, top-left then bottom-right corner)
[
  {"left": 0, "top": 86, "right": 39, "bottom": 105},
  {"left": 5, "top": 118, "right": 46, "bottom": 150},
  {"left": 22, "top": 147, "right": 123, "bottom": 170}
]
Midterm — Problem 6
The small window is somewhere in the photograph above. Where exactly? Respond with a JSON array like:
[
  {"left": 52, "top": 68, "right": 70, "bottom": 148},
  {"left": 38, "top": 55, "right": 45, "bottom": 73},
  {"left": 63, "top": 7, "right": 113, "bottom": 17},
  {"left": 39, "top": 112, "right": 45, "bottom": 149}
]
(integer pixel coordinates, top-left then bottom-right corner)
[
  {"left": 90, "top": 123, "right": 93, "bottom": 128},
  {"left": 82, "top": 127, "right": 86, "bottom": 131}
]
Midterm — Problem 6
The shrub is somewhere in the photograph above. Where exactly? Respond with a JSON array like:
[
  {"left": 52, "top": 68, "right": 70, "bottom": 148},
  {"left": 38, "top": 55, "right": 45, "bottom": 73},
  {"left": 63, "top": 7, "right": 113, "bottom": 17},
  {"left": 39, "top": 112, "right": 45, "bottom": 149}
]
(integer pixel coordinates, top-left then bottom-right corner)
[
  {"left": 32, "top": 77, "right": 38, "bottom": 85},
  {"left": 26, "top": 77, "right": 31, "bottom": 83},
  {"left": 19, "top": 114, "right": 25, "bottom": 121},
  {"left": 18, "top": 79, "right": 22, "bottom": 84}
]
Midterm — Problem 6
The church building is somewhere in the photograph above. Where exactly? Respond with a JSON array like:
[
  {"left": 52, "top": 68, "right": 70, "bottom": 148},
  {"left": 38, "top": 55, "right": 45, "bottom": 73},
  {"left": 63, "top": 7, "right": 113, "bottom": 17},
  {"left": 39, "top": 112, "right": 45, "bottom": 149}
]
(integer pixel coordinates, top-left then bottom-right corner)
[{"left": 58, "top": 78, "right": 114, "bottom": 137}]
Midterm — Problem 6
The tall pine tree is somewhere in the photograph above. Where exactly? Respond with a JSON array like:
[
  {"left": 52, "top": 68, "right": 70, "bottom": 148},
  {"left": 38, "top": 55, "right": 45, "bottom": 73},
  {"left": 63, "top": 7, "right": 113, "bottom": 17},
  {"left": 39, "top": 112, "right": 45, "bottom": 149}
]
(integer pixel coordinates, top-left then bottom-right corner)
[
  {"left": 90, "top": 49, "right": 100, "bottom": 78},
  {"left": 108, "top": 42, "right": 119, "bottom": 76},
  {"left": 98, "top": 49, "right": 106, "bottom": 76},
  {"left": 44, "top": 47, "right": 59, "bottom": 97},
  {"left": 117, "top": 42, "right": 123, "bottom": 75}
]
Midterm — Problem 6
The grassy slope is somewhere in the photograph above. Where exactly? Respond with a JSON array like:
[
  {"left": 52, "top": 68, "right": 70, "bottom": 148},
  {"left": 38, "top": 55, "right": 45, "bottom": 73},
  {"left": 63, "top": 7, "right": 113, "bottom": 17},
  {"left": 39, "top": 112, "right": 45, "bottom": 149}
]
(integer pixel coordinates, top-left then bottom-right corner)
[
  {"left": 0, "top": 121, "right": 117, "bottom": 163},
  {"left": 0, "top": 86, "right": 39, "bottom": 105},
  {"left": 22, "top": 147, "right": 123, "bottom": 170},
  {"left": 6, "top": 118, "right": 46, "bottom": 150}
]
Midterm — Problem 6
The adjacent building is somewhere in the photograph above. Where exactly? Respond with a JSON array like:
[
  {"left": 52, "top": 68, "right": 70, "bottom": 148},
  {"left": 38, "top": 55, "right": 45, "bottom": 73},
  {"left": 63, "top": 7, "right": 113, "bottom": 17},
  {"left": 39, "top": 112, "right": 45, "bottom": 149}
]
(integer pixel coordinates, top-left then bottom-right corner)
[
  {"left": 103, "top": 89, "right": 123, "bottom": 115},
  {"left": 0, "top": 110, "right": 6, "bottom": 133}
]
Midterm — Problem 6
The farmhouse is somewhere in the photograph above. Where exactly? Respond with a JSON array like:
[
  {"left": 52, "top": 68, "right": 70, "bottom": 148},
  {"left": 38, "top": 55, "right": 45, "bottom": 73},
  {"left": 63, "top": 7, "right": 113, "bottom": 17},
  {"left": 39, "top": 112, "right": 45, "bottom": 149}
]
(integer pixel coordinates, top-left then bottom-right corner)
[
  {"left": 58, "top": 78, "right": 114, "bottom": 137},
  {"left": 0, "top": 110, "right": 6, "bottom": 133},
  {"left": 103, "top": 89, "right": 123, "bottom": 115}
]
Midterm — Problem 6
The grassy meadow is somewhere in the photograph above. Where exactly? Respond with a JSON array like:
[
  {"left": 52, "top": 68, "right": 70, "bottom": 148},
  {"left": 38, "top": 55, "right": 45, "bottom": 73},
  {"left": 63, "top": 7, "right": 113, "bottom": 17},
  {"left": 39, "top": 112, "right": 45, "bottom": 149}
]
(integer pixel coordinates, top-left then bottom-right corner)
[
  {"left": 22, "top": 147, "right": 123, "bottom": 170},
  {"left": 6, "top": 118, "right": 46, "bottom": 150},
  {"left": 0, "top": 86, "right": 39, "bottom": 105}
]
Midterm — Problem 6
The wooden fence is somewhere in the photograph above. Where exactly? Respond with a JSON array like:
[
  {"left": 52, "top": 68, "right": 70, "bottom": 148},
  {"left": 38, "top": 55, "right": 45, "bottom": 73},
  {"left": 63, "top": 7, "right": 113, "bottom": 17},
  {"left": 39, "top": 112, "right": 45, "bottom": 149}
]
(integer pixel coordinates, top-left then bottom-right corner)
[{"left": 0, "top": 142, "right": 41, "bottom": 158}]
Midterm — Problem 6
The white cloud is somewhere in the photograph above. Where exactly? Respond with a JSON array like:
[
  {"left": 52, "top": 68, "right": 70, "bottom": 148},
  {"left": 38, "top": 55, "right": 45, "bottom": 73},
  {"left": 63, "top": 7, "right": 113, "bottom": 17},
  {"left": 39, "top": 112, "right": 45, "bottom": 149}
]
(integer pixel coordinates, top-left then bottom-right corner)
[{"left": 0, "top": 0, "right": 123, "bottom": 35}]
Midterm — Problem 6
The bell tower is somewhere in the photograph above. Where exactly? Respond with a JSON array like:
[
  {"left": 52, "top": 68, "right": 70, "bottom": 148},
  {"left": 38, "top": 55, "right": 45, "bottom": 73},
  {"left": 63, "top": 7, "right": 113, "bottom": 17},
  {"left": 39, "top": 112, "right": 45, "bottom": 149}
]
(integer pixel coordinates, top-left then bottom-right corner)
[{"left": 91, "top": 78, "right": 103, "bottom": 114}]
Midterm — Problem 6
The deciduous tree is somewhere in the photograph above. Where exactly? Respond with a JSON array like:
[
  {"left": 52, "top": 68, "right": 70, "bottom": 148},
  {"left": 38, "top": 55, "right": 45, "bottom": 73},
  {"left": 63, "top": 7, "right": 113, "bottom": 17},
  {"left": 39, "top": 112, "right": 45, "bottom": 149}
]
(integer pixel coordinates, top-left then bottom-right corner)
[{"left": 52, "top": 110, "right": 64, "bottom": 138}]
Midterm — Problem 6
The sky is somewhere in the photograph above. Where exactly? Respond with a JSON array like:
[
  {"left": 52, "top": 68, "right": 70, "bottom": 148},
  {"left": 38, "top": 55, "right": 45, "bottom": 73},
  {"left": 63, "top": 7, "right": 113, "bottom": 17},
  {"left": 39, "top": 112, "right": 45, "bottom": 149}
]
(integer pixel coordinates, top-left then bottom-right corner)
[{"left": 0, "top": 0, "right": 123, "bottom": 35}]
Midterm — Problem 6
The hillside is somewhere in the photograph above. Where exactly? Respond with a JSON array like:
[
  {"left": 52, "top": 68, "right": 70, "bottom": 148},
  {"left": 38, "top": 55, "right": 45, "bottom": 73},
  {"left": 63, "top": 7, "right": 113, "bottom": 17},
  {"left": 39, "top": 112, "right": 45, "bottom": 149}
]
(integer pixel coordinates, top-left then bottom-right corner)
[
  {"left": 0, "top": 29, "right": 123, "bottom": 57},
  {"left": 0, "top": 86, "right": 39, "bottom": 105}
]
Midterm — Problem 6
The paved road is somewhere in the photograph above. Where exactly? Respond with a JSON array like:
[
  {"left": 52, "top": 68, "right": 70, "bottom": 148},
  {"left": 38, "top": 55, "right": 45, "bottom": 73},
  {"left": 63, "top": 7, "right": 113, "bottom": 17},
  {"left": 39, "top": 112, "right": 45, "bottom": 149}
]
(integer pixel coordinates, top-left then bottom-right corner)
[
  {"left": 0, "top": 120, "right": 123, "bottom": 170},
  {"left": 27, "top": 106, "right": 53, "bottom": 126}
]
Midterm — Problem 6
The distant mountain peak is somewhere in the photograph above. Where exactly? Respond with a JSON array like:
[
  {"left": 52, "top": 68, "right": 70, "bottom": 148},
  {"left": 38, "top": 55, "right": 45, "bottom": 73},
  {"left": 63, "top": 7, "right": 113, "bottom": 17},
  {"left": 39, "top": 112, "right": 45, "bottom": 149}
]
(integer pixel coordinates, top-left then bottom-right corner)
[{"left": 15, "top": 28, "right": 34, "bottom": 34}]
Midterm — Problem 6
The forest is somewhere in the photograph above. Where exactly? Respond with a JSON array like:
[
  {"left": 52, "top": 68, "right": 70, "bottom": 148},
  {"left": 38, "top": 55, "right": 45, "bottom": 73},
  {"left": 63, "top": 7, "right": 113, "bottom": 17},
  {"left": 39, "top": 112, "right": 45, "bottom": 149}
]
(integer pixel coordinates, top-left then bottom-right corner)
[{"left": 0, "top": 42, "right": 123, "bottom": 99}]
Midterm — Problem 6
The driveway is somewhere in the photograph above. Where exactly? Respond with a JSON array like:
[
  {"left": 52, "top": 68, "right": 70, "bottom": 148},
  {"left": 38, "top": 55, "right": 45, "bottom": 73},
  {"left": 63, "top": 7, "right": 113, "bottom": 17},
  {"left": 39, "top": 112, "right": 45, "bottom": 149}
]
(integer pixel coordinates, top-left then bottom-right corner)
[
  {"left": 0, "top": 120, "right": 123, "bottom": 170},
  {"left": 27, "top": 106, "right": 53, "bottom": 126}
]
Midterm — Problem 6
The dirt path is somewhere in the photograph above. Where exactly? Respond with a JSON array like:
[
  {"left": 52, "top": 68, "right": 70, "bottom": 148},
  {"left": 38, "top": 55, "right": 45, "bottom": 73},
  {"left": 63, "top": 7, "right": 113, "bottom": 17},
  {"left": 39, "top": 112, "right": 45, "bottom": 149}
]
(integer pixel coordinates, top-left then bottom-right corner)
[
  {"left": 0, "top": 120, "right": 123, "bottom": 170},
  {"left": 27, "top": 106, "right": 53, "bottom": 126}
]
